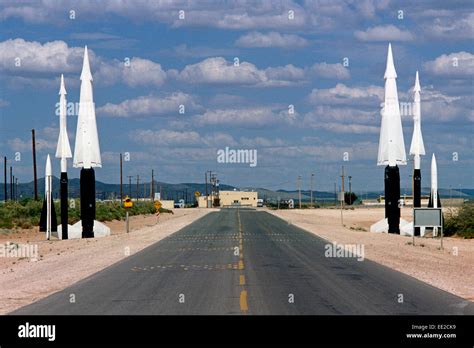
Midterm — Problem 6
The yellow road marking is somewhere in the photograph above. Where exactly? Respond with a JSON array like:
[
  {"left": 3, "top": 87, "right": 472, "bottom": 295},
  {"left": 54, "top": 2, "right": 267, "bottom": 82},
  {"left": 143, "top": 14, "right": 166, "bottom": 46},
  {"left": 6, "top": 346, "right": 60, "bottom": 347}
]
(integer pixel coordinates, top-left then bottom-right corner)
[
  {"left": 239, "top": 260, "right": 244, "bottom": 270},
  {"left": 240, "top": 290, "right": 248, "bottom": 311},
  {"left": 239, "top": 275, "right": 246, "bottom": 285}
]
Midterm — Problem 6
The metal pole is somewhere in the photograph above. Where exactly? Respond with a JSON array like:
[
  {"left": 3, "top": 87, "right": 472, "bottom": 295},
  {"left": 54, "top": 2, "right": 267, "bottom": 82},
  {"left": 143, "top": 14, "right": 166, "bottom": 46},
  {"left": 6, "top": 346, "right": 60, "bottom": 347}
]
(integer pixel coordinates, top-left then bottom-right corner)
[
  {"left": 348, "top": 176, "right": 352, "bottom": 205},
  {"left": 15, "top": 177, "right": 18, "bottom": 201},
  {"left": 310, "top": 173, "right": 314, "bottom": 207},
  {"left": 32, "top": 129, "right": 38, "bottom": 200},
  {"left": 126, "top": 210, "right": 129, "bottom": 233}
]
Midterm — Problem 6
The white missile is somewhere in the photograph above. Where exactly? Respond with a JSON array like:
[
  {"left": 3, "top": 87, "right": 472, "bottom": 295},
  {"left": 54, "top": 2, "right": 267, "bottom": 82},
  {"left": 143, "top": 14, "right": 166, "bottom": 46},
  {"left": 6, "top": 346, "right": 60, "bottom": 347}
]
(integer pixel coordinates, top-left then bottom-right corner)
[
  {"left": 431, "top": 154, "right": 438, "bottom": 208},
  {"left": 377, "top": 43, "right": 406, "bottom": 167},
  {"left": 73, "top": 46, "right": 102, "bottom": 169},
  {"left": 409, "top": 71, "right": 425, "bottom": 170},
  {"left": 55, "top": 74, "right": 72, "bottom": 172},
  {"left": 45, "top": 154, "right": 52, "bottom": 240}
]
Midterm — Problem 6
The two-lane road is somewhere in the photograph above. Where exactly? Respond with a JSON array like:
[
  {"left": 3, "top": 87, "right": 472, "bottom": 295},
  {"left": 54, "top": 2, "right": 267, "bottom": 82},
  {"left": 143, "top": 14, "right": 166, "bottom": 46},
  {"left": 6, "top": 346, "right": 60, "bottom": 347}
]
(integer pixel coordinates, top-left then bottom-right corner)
[{"left": 13, "top": 208, "right": 473, "bottom": 315}]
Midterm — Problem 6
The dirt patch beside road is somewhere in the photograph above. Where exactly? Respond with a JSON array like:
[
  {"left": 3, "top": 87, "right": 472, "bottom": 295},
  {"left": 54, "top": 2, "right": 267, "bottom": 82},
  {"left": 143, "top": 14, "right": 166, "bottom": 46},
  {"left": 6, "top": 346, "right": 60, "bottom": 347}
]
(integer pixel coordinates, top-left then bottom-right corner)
[
  {"left": 268, "top": 207, "right": 474, "bottom": 301},
  {"left": 0, "top": 208, "right": 215, "bottom": 314}
]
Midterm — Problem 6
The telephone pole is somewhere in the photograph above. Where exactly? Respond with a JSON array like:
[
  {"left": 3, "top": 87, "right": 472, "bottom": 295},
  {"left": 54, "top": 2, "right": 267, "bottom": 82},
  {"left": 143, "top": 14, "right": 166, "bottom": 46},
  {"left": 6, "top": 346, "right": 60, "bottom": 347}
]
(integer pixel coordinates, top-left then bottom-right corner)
[
  {"left": 127, "top": 175, "right": 133, "bottom": 199},
  {"left": 298, "top": 175, "right": 302, "bottom": 209},
  {"left": 151, "top": 169, "right": 154, "bottom": 201},
  {"left": 119, "top": 153, "right": 123, "bottom": 204},
  {"left": 340, "top": 166, "right": 345, "bottom": 209},
  {"left": 136, "top": 175, "right": 140, "bottom": 201},
  {"left": 348, "top": 175, "right": 352, "bottom": 205},
  {"left": 31, "top": 129, "right": 38, "bottom": 200},
  {"left": 10, "top": 166, "right": 13, "bottom": 200},
  {"left": 3, "top": 157, "right": 7, "bottom": 202}
]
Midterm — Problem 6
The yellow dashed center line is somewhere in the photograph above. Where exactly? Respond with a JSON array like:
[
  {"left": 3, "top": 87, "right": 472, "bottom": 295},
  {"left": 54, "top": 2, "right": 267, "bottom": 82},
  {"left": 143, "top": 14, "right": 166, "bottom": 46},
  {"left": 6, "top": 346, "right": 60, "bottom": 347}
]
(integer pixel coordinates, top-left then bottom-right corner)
[
  {"left": 240, "top": 290, "right": 248, "bottom": 312},
  {"left": 237, "top": 209, "right": 248, "bottom": 313},
  {"left": 239, "top": 275, "right": 246, "bottom": 285}
]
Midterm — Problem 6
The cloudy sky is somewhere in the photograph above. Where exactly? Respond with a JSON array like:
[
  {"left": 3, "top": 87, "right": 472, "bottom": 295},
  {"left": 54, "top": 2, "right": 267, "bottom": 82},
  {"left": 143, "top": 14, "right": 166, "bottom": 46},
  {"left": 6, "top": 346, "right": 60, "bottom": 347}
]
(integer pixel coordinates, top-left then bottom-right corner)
[{"left": 0, "top": 0, "right": 472, "bottom": 192}]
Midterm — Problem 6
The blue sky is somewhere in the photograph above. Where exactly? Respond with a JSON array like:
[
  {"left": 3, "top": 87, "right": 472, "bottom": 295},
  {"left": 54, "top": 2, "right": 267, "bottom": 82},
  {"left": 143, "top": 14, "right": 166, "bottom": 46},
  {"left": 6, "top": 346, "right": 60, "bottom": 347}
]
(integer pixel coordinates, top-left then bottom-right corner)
[{"left": 0, "top": 0, "right": 473, "bottom": 192}]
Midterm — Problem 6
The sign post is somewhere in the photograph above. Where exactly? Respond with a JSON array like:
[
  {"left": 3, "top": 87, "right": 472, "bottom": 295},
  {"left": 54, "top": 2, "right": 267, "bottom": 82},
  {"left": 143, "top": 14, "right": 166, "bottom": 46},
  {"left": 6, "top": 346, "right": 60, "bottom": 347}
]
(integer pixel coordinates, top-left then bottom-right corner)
[
  {"left": 124, "top": 196, "right": 133, "bottom": 233},
  {"left": 154, "top": 200, "right": 162, "bottom": 223}
]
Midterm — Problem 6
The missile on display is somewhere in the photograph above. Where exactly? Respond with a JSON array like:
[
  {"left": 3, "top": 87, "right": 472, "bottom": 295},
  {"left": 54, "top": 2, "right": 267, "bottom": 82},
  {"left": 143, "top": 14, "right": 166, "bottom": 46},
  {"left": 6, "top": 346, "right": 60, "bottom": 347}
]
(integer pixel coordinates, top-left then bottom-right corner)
[
  {"left": 73, "top": 46, "right": 102, "bottom": 238},
  {"left": 409, "top": 71, "right": 425, "bottom": 236},
  {"left": 372, "top": 43, "right": 407, "bottom": 234},
  {"left": 39, "top": 155, "right": 57, "bottom": 234},
  {"left": 39, "top": 155, "right": 55, "bottom": 240},
  {"left": 377, "top": 43, "right": 407, "bottom": 233},
  {"left": 55, "top": 74, "right": 72, "bottom": 239}
]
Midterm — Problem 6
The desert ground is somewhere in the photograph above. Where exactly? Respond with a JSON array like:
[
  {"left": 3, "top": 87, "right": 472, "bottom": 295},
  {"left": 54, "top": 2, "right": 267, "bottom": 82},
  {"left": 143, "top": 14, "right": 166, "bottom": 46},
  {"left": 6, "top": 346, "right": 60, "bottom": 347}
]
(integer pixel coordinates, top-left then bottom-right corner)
[{"left": 269, "top": 206, "right": 474, "bottom": 301}]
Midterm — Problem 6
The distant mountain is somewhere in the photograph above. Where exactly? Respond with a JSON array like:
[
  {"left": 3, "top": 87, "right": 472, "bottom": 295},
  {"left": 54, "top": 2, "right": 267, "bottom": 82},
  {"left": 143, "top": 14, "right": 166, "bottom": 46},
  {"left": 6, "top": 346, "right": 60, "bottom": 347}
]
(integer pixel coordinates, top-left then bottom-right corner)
[{"left": 0, "top": 178, "right": 472, "bottom": 202}]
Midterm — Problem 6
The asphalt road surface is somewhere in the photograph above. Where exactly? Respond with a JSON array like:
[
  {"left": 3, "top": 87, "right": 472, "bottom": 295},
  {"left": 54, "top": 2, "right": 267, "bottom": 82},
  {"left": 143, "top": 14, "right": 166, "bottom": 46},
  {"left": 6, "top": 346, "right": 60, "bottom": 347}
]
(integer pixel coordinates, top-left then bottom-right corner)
[{"left": 13, "top": 208, "right": 474, "bottom": 315}]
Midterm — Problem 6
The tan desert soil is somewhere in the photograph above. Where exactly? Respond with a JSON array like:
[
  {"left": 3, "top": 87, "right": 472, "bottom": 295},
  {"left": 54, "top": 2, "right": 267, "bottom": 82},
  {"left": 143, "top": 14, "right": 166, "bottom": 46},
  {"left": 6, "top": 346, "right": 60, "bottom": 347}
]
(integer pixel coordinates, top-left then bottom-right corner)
[
  {"left": 0, "top": 208, "right": 215, "bottom": 314},
  {"left": 268, "top": 207, "right": 474, "bottom": 301}
]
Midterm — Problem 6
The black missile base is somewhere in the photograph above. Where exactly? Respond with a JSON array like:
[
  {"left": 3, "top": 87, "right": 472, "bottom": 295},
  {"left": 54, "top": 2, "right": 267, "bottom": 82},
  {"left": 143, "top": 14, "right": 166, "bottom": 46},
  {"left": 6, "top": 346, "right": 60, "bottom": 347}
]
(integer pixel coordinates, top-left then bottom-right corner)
[
  {"left": 80, "top": 168, "right": 95, "bottom": 238},
  {"left": 384, "top": 165, "right": 401, "bottom": 234},
  {"left": 413, "top": 168, "right": 421, "bottom": 236},
  {"left": 60, "top": 171, "right": 68, "bottom": 239}
]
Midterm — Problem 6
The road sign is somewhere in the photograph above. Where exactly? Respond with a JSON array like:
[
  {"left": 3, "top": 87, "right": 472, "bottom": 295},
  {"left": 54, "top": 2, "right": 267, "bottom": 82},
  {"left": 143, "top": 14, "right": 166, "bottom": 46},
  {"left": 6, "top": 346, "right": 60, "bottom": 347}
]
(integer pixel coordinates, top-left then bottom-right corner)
[
  {"left": 124, "top": 196, "right": 133, "bottom": 209},
  {"left": 413, "top": 208, "right": 444, "bottom": 249},
  {"left": 154, "top": 201, "right": 162, "bottom": 210},
  {"left": 194, "top": 191, "right": 201, "bottom": 197}
]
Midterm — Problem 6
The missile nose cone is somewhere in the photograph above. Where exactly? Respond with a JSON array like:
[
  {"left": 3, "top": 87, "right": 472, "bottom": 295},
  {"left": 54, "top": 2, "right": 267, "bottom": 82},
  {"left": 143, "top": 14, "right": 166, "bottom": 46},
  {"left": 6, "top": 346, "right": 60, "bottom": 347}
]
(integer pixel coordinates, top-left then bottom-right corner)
[
  {"left": 59, "top": 74, "right": 67, "bottom": 95},
  {"left": 414, "top": 70, "right": 421, "bottom": 92},
  {"left": 80, "top": 46, "right": 93, "bottom": 81},
  {"left": 384, "top": 43, "right": 397, "bottom": 79},
  {"left": 45, "top": 154, "right": 52, "bottom": 176}
]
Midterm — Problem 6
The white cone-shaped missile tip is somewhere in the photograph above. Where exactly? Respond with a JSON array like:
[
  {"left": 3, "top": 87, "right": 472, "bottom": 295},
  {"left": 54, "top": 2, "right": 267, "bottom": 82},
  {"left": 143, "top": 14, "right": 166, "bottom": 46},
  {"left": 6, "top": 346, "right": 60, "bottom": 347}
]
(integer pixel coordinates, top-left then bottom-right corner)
[
  {"left": 73, "top": 46, "right": 102, "bottom": 169},
  {"left": 377, "top": 43, "right": 406, "bottom": 166},
  {"left": 45, "top": 154, "right": 52, "bottom": 176},
  {"left": 80, "top": 46, "right": 93, "bottom": 81},
  {"left": 409, "top": 70, "right": 425, "bottom": 162},
  {"left": 384, "top": 43, "right": 397, "bottom": 79},
  {"left": 59, "top": 74, "right": 67, "bottom": 95},
  {"left": 56, "top": 74, "right": 72, "bottom": 161},
  {"left": 414, "top": 70, "right": 421, "bottom": 92}
]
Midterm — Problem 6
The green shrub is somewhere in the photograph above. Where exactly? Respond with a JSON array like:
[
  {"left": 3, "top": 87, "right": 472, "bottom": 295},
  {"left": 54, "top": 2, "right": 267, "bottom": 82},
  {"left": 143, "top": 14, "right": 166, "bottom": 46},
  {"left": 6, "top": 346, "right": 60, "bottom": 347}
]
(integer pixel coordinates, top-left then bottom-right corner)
[{"left": 444, "top": 203, "right": 474, "bottom": 238}]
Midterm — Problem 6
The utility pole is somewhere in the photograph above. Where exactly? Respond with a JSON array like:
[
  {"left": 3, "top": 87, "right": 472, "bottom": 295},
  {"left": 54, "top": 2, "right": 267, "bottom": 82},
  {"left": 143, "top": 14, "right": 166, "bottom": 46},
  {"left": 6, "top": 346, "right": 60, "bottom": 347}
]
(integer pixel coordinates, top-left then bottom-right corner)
[
  {"left": 3, "top": 157, "right": 7, "bottom": 202},
  {"left": 151, "top": 169, "right": 154, "bottom": 201},
  {"left": 205, "top": 172, "right": 208, "bottom": 207},
  {"left": 348, "top": 175, "right": 352, "bottom": 205},
  {"left": 298, "top": 175, "right": 302, "bottom": 209},
  {"left": 127, "top": 175, "right": 133, "bottom": 199},
  {"left": 136, "top": 175, "right": 140, "bottom": 201},
  {"left": 310, "top": 173, "right": 314, "bottom": 207},
  {"left": 32, "top": 129, "right": 38, "bottom": 200},
  {"left": 119, "top": 153, "right": 123, "bottom": 204},
  {"left": 340, "top": 166, "right": 345, "bottom": 225},
  {"left": 10, "top": 166, "right": 13, "bottom": 200},
  {"left": 340, "top": 166, "right": 345, "bottom": 208},
  {"left": 15, "top": 177, "right": 18, "bottom": 201}
]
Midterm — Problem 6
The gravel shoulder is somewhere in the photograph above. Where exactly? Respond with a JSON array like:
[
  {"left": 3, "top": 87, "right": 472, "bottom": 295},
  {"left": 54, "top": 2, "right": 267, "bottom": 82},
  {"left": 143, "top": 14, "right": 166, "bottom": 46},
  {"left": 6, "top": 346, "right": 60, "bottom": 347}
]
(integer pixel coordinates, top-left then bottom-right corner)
[
  {"left": 0, "top": 208, "right": 215, "bottom": 314},
  {"left": 268, "top": 207, "right": 474, "bottom": 301}
]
